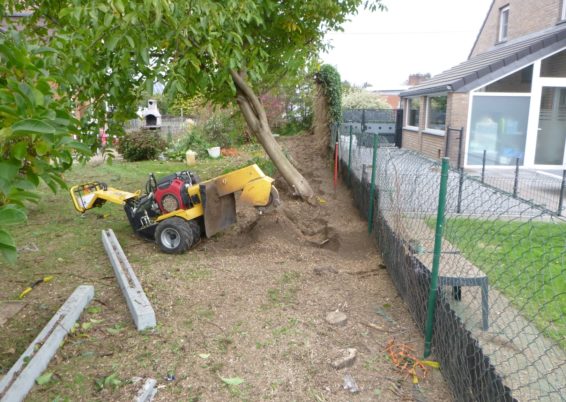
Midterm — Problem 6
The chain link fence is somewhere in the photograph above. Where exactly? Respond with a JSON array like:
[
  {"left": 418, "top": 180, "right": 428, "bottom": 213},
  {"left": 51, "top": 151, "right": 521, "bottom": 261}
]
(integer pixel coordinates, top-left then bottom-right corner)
[{"left": 334, "top": 129, "right": 566, "bottom": 401}]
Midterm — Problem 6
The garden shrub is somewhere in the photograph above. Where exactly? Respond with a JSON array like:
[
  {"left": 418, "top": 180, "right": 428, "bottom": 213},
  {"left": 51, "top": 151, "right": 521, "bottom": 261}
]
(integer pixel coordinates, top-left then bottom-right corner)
[
  {"left": 166, "top": 129, "right": 211, "bottom": 160},
  {"left": 118, "top": 130, "right": 167, "bottom": 161},
  {"left": 165, "top": 109, "right": 247, "bottom": 160},
  {"left": 201, "top": 110, "right": 245, "bottom": 148}
]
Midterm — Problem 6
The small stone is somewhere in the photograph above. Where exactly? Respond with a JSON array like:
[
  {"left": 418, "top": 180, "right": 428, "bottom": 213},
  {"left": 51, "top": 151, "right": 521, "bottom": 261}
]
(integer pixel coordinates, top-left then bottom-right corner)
[
  {"left": 326, "top": 311, "right": 347, "bottom": 326},
  {"left": 343, "top": 373, "right": 360, "bottom": 393},
  {"left": 331, "top": 348, "right": 357, "bottom": 369}
]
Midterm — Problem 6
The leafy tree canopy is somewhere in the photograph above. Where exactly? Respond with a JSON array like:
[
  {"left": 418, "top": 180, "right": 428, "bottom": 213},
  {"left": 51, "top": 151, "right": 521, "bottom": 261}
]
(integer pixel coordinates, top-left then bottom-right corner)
[
  {"left": 342, "top": 86, "right": 391, "bottom": 109},
  {"left": 5, "top": 0, "right": 383, "bottom": 127},
  {"left": 0, "top": 0, "right": 385, "bottom": 262}
]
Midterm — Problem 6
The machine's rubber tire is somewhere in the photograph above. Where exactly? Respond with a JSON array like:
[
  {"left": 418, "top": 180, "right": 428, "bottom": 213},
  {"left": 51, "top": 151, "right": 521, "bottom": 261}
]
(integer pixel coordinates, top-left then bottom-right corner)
[
  {"left": 188, "top": 220, "right": 201, "bottom": 244},
  {"left": 155, "top": 217, "right": 193, "bottom": 254}
]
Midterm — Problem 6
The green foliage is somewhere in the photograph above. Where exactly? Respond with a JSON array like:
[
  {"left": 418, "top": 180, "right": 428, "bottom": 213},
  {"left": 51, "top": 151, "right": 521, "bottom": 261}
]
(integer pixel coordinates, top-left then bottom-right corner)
[
  {"left": 200, "top": 110, "right": 245, "bottom": 148},
  {"left": 118, "top": 130, "right": 166, "bottom": 162},
  {"left": 342, "top": 87, "right": 391, "bottom": 109},
  {"left": 221, "top": 377, "right": 245, "bottom": 386},
  {"left": 36, "top": 372, "right": 54, "bottom": 385},
  {"left": 263, "top": 68, "right": 316, "bottom": 135},
  {"left": 7, "top": 0, "right": 385, "bottom": 121},
  {"left": 2, "top": 0, "right": 385, "bottom": 262},
  {"left": 316, "top": 65, "right": 343, "bottom": 124},
  {"left": 95, "top": 373, "right": 122, "bottom": 391},
  {"left": 168, "top": 94, "right": 208, "bottom": 117},
  {"left": 166, "top": 130, "right": 212, "bottom": 160},
  {"left": 277, "top": 119, "right": 311, "bottom": 136},
  {"left": 0, "top": 31, "right": 91, "bottom": 263},
  {"left": 166, "top": 110, "right": 245, "bottom": 159},
  {"left": 248, "top": 156, "right": 276, "bottom": 177}
]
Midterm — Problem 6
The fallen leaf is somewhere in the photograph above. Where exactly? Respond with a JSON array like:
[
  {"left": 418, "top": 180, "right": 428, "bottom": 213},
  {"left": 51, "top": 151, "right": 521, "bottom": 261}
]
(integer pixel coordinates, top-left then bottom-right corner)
[
  {"left": 221, "top": 377, "right": 245, "bottom": 386},
  {"left": 198, "top": 353, "right": 210, "bottom": 359},
  {"left": 36, "top": 372, "right": 53, "bottom": 385}
]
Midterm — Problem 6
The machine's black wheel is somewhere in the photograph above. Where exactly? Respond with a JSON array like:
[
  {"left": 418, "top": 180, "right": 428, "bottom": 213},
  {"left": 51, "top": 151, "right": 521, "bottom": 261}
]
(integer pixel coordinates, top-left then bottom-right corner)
[
  {"left": 188, "top": 219, "right": 201, "bottom": 244},
  {"left": 155, "top": 217, "right": 193, "bottom": 254}
]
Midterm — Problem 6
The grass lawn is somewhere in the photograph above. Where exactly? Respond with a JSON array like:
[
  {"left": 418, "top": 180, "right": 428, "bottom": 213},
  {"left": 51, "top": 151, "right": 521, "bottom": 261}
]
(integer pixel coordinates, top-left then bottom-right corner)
[
  {"left": 0, "top": 144, "right": 269, "bottom": 372},
  {"left": 436, "top": 217, "right": 566, "bottom": 348}
]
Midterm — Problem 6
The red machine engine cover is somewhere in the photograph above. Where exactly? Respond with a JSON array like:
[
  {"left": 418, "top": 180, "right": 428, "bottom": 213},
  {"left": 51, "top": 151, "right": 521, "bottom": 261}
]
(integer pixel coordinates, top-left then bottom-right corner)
[{"left": 154, "top": 178, "right": 190, "bottom": 214}]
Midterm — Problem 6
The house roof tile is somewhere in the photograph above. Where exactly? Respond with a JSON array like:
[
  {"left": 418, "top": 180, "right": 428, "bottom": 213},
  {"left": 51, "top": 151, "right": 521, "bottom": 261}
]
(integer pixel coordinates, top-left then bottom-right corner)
[{"left": 401, "top": 24, "right": 566, "bottom": 97}]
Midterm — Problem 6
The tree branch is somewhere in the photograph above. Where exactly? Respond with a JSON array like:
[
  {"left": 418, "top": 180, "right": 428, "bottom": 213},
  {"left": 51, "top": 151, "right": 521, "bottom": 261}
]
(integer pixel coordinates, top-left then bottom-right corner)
[
  {"left": 230, "top": 69, "right": 269, "bottom": 128},
  {"left": 235, "top": 93, "right": 260, "bottom": 133}
]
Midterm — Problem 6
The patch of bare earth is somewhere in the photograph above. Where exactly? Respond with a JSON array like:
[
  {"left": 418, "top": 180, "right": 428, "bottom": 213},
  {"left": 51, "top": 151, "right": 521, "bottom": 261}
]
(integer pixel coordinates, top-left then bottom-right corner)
[{"left": 8, "top": 134, "right": 452, "bottom": 401}]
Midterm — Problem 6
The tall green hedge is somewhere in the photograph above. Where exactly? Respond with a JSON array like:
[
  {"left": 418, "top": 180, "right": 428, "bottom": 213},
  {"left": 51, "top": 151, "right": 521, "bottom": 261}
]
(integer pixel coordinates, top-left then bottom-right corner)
[{"left": 315, "top": 65, "right": 342, "bottom": 125}]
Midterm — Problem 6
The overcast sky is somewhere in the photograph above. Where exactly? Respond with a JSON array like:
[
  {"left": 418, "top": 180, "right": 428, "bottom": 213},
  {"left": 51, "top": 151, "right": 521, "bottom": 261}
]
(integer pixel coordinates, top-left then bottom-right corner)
[{"left": 320, "top": 0, "right": 493, "bottom": 89}]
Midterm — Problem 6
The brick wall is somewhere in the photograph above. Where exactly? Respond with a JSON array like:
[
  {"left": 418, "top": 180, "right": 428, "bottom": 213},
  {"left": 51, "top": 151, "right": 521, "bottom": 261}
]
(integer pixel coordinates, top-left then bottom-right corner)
[
  {"left": 445, "top": 93, "right": 470, "bottom": 165},
  {"left": 421, "top": 133, "right": 445, "bottom": 159},
  {"left": 471, "top": 0, "right": 562, "bottom": 57},
  {"left": 401, "top": 93, "right": 471, "bottom": 164},
  {"left": 402, "top": 130, "right": 420, "bottom": 151}
]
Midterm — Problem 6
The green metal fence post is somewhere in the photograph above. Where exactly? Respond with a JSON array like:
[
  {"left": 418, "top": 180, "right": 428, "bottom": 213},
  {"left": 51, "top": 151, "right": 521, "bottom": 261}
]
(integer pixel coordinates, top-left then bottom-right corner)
[
  {"left": 368, "top": 133, "right": 379, "bottom": 233},
  {"left": 347, "top": 126, "right": 353, "bottom": 185},
  {"left": 423, "top": 157, "right": 449, "bottom": 358}
]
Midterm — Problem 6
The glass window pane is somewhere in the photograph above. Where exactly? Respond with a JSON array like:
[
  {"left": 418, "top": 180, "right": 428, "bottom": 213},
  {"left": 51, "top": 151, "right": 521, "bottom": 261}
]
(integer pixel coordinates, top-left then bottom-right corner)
[
  {"left": 467, "top": 96, "right": 530, "bottom": 166},
  {"left": 499, "top": 7, "right": 509, "bottom": 42},
  {"left": 427, "top": 96, "right": 447, "bottom": 131},
  {"left": 407, "top": 98, "right": 420, "bottom": 127},
  {"left": 535, "top": 87, "right": 566, "bottom": 165}
]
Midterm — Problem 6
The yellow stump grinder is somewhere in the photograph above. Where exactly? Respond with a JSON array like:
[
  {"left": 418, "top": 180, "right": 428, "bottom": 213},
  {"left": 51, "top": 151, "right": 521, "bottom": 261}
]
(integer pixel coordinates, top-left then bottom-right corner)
[{"left": 70, "top": 164, "right": 280, "bottom": 253}]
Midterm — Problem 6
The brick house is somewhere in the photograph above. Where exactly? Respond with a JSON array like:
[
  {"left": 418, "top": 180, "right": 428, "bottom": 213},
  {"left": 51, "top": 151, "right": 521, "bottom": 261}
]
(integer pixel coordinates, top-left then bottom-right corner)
[{"left": 400, "top": 0, "right": 566, "bottom": 169}]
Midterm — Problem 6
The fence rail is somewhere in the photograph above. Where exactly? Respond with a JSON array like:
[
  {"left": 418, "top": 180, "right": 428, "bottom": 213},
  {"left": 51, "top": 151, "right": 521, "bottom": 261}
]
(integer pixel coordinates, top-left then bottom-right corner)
[{"left": 335, "top": 131, "right": 566, "bottom": 401}]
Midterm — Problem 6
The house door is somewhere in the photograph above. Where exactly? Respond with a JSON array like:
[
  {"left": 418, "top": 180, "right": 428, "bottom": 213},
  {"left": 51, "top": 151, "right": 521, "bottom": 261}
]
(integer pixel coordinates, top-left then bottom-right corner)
[{"left": 534, "top": 87, "right": 566, "bottom": 166}]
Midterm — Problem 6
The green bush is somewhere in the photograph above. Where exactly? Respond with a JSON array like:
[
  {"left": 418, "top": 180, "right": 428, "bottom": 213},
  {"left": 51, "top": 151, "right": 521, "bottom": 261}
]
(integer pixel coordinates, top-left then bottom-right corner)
[
  {"left": 118, "top": 130, "right": 167, "bottom": 161},
  {"left": 165, "top": 109, "right": 247, "bottom": 160},
  {"left": 166, "top": 129, "right": 212, "bottom": 160},
  {"left": 315, "top": 65, "right": 342, "bottom": 125},
  {"left": 201, "top": 110, "right": 245, "bottom": 148},
  {"left": 277, "top": 117, "right": 312, "bottom": 136}
]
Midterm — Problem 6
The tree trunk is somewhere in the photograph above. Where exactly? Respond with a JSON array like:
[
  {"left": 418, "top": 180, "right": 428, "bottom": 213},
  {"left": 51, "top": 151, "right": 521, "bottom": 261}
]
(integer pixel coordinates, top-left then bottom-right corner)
[{"left": 230, "top": 70, "right": 314, "bottom": 201}]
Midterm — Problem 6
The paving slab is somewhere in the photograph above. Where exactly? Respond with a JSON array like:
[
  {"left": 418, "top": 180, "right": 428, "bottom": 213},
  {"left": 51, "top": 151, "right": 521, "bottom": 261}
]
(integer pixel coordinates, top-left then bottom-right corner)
[
  {"left": 101, "top": 229, "right": 156, "bottom": 331},
  {"left": 0, "top": 285, "right": 94, "bottom": 402}
]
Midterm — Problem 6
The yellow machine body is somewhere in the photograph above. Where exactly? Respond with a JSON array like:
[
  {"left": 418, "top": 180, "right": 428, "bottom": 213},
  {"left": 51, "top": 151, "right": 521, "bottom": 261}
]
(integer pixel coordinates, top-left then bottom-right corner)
[
  {"left": 69, "top": 164, "right": 280, "bottom": 253},
  {"left": 70, "top": 183, "right": 140, "bottom": 213}
]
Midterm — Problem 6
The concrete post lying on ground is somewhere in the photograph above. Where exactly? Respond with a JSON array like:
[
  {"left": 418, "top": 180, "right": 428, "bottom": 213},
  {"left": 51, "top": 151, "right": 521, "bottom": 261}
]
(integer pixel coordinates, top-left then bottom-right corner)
[
  {"left": 101, "top": 229, "right": 156, "bottom": 331},
  {"left": 0, "top": 285, "right": 94, "bottom": 402},
  {"left": 135, "top": 378, "right": 157, "bottom": 402}
]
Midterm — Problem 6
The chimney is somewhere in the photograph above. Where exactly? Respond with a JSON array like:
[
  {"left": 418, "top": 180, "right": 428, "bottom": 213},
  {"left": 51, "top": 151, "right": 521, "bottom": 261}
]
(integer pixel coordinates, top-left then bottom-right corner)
[{"left": 407, "top": 73, "right": 431, "bottom": 86}]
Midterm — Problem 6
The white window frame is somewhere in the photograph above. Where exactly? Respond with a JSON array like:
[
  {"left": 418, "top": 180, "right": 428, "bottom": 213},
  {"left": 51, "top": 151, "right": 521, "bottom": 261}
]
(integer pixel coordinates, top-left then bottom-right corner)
[
  {"left": 562, "top": 0, "right": 566, "bottom": 20},
  {"left": 424, "top": 95, "right": 447, "bottom": 136},
  {"left": 498, "top": 6, "right": 509, "bottom": 43},
  {"left": 404, "top": 97, "right": 420, "bottom": 130}
]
